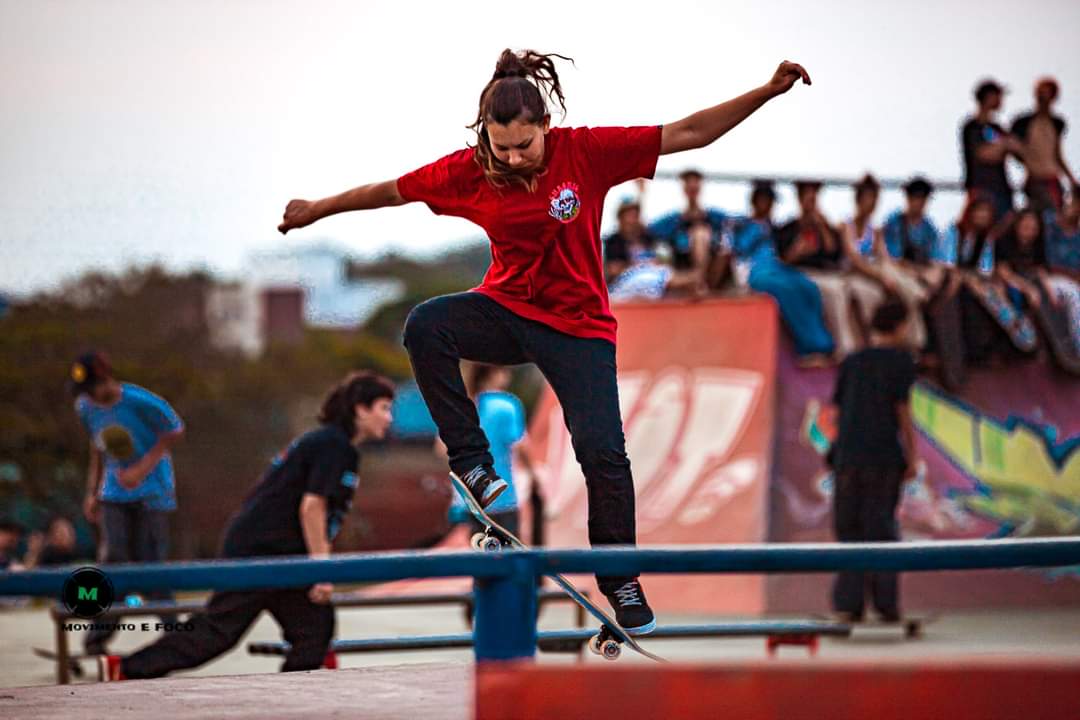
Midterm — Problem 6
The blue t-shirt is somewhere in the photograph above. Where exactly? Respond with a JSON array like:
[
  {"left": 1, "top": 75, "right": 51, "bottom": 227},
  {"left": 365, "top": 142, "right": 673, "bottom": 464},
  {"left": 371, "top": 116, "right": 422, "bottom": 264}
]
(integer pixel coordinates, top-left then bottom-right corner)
[
  {"left": 450, "top": 390, "right": 526, "bottom": 517},
  {"left": 1045, "top": 212, "right": 1080, "bottom": 272},
  {"left": 881, "top": 210, "right": 942, "bottom": 263},
  {"left": 728, "top": 216, "right": 778, "bottom": 269},
  {"left": 648, "top": 208, "right": 729, "bottom": 268},
  {"left": 76, "top": 383, "right": 183, "bottom": 511}
]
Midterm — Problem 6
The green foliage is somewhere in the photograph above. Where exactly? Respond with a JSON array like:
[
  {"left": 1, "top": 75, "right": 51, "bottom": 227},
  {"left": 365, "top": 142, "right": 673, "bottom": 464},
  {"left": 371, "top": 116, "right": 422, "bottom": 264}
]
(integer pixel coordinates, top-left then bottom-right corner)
[
  {"left": 0, "top": 241, "right": 553, "bottom": 558},
  {"left": 0, "top": 265, "right": 414, "bottom": 557},
  {"left": 357, "top": 242, "right": 491, "bottom": 344}
]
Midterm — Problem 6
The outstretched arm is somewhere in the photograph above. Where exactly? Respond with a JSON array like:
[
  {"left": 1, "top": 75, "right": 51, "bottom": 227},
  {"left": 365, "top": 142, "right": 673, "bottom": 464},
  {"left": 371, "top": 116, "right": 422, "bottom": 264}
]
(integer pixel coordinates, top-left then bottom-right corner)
[
  {"left": 278, "top": 179, "right": 407, "bottom": 234},
  {"left": 659, "top": 61, "right": 811, "bottom": 156}
]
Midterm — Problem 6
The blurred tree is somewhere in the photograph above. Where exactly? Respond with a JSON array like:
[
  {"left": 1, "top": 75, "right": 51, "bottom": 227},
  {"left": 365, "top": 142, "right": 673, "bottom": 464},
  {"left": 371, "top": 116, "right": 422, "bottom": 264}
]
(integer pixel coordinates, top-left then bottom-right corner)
[
  {"left": 0, "top": 265, "right": 417, "bottom": 558},
  {"left": 355, "top": 242, "right": 491, "bottom": 345}
]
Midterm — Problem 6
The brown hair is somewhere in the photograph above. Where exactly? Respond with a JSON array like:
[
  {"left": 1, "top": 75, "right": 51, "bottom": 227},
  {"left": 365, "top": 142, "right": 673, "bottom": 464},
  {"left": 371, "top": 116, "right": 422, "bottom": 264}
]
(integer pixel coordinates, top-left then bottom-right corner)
[
  {"left": 318, "top": 371, "right": 395, "bottom": 438},
  {"left": 954, "top": 193, "right": 996, "bottom": 269},
  {"left": 853, "top": 173, "right": 880, "bottom": 202},
  {"left": 468, "top": 49, "right": 573, "bottom": 192},
  {"left": 870, "top": 295, "right": 909, "bottom": 334},
  {"left": 957, "top": 193, "right": 995, "bottom": 236}
]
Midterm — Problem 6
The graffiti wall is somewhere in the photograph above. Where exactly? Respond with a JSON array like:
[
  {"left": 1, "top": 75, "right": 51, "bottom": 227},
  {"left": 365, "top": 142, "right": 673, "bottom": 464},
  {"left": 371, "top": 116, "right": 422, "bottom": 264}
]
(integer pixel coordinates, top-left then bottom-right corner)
[
  {"left": 528, "top": 295, "right": 1078, "bottom": 615},
  {"left": 531, "top": 297, "right": 778, "bottom": 614},
  {"left": 770, "top": 340, "right": 1080, "bottom": 612}
]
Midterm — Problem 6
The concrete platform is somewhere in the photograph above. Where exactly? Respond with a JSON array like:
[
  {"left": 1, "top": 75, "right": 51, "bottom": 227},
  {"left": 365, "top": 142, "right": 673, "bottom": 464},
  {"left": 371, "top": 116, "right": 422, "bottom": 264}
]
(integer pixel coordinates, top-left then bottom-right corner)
[{"left": 0, "top": 662, "right": 470, "bottom": 720}]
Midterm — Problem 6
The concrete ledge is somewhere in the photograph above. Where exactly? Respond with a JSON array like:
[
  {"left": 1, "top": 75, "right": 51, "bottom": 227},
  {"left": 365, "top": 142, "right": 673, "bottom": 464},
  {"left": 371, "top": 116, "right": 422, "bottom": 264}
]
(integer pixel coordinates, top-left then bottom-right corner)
[{"left": 1, "top": 662, "right": 470, "bottom": 720}]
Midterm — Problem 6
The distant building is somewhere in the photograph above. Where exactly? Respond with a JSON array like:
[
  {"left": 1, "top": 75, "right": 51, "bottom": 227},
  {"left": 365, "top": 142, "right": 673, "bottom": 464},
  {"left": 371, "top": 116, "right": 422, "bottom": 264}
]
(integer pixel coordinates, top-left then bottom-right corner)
[
  {"left": 263, "top": 287, "right": 306, "bottom": 346},
  {"left": 205, "top": 283, "right": 306, "bottom": 356},
  {"left": 205, "top": 243, "right": 405, "bottom": 356},
  {"left": 205, "top": 282, "right": 264, "bottom": 356},
  {"left": 248, "top": 243, "right": 405, "bottom": 328}
]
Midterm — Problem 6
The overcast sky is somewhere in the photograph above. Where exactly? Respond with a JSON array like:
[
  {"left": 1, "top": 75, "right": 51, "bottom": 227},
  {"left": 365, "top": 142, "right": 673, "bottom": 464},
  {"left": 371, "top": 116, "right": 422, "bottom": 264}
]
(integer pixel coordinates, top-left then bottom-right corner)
[{"left": 2, "top": 0, "right": 1079, "bottom": 295}]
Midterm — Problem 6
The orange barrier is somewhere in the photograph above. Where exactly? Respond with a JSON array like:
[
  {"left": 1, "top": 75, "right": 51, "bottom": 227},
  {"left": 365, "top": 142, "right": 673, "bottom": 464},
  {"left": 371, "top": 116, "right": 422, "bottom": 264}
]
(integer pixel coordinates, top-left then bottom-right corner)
[
  {"left": 476, "top": 657, "right": 1080, "bottom": 720},
  {"left": 528, "top": 296, "right": 779, "bottom": 613}
]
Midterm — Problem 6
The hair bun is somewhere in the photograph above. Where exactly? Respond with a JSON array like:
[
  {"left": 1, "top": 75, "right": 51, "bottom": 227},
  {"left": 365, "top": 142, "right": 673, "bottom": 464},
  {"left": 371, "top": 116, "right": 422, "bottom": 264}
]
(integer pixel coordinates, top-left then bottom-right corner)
[{"left": 493, "top": 67, "right": 527, "bottom": 80}]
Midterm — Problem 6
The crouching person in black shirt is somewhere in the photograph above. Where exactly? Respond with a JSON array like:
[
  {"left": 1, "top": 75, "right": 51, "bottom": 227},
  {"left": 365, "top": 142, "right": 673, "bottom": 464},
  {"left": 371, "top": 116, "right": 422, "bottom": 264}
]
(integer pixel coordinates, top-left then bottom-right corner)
[
  {"left": 98, "top": 371, "right": 395, "bottom": 681},
  {"left": 828, "top": 298, "right": 918, "bottom": 623}
]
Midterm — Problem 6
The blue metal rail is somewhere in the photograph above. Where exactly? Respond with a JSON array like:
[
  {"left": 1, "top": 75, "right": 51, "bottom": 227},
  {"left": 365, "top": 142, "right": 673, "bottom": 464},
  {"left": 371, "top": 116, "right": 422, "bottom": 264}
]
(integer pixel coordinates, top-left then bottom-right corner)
[
  {"left": 4, "top": 538, "right": 1078, "bottom": 662},
  {"left": 247, "top": 622, "right": 851, "bottom": 656}
]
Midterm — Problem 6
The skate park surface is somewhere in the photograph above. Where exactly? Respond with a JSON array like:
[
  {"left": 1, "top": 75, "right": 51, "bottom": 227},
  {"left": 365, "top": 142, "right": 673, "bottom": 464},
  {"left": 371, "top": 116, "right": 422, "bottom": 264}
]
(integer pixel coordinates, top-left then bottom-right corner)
[{"left": 3, "top": 594, "right": 1080, "bottom": 718}]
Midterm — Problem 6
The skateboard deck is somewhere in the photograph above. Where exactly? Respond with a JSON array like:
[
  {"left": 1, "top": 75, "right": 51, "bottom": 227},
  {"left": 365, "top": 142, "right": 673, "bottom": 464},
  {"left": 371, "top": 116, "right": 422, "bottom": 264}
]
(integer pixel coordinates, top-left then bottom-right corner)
[
  {"left": 924, "top": 289, "right": 967, "bottom": 389},
  {"left": 33, "top": 647, "right": 95, "bottom": 661},
  {"left": 813, "top": 614, "right": 939, "bottom": 639},
  {"left": 448, "top": 472, "right": 663, "bottom": 662},
  {"left": 1031, "top": 287, "right": 1080, "bottom": 374},
  {"left": 963, "top": 275, "right": 1038, "bottom": 351},
  {"left": 33, "top": 648, "right": 87, "bottom": 678}
]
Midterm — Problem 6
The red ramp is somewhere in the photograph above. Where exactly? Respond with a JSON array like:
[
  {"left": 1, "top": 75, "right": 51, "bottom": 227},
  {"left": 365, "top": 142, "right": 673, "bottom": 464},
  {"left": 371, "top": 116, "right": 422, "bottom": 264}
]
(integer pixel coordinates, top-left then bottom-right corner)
[{"left": 529, "top": 296, "right": 778, "bottom": 613}]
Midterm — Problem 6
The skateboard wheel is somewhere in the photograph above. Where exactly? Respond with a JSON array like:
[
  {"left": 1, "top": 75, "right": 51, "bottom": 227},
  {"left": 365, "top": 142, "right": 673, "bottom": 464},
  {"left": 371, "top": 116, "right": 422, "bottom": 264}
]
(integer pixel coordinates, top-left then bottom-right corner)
[
  {"left": 588, "top": 634, "right": 603, "bottom": 656},
  {"left": 480, "top": 534, "right": 503, "bottom": 552},
  {"left": 470, "top": 533, "right": 486, "bottom": 550},
  {"left": 600, "top": 639, "right": 621, "bottom": 661}
]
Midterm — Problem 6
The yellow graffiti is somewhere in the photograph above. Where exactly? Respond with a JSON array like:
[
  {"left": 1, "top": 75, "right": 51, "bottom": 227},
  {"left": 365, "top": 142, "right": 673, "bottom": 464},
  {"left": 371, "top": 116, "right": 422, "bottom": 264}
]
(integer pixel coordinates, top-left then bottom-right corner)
[{"left": 910, "top": 385, "right": 1080, "bottom": 536}]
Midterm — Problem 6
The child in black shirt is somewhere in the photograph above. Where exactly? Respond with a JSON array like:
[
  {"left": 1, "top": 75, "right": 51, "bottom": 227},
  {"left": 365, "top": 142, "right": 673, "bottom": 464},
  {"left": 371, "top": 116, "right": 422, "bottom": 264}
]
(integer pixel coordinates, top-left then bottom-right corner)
[
  {"left": 98, "top": 372, "right": 395, "bottom": 681},
  {"left": 829, "top": 298, "right": 918, "bottom": 622}
]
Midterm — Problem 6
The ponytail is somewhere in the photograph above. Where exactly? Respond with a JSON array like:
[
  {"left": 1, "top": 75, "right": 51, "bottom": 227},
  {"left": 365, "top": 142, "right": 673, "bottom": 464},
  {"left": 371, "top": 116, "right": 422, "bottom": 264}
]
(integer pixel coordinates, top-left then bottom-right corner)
[
  {"left": 468, "top": 49, "right": 573, "bottom": 191},
  {"left": 318, "top": 371, "right": 395, "bottom": 438}
]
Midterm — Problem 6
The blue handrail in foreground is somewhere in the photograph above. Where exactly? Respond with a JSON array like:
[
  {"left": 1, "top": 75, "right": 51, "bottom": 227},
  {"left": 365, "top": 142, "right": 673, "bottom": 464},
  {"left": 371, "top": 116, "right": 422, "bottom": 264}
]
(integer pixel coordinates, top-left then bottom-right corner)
[
  {"left": 3, "top": 538, "right": 1077, "bottom": 662},
  {"left": 3, "top": 539, "right": 1078, "bottom": 597}
]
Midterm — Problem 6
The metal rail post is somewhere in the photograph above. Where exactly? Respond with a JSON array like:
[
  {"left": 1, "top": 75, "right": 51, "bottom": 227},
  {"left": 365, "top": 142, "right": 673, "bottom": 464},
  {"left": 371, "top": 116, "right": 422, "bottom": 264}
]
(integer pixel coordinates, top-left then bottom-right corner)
[{"left": 472, "top": 557, "right": 538, "bottom": 661}]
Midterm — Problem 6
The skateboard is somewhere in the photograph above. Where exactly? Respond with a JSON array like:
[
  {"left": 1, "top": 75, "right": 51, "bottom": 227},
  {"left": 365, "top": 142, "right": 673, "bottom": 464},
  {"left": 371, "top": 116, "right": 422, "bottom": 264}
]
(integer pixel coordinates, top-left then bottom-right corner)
[
  {"left": 962, "top": 275, "right": 1038, "bottom": 351},
  {"left": 33, "top": 647, "right": 88, "bottom": 678},
  {"left": 800, "top": 398, "right": 837, "bottom": 456},
  {"left": 923, "top": 279, "right": 968, "bottom": 389},
  {"left": 813, "top": 614, "right": 939, "bottom": 639},
  {"left": 448, "top": 472, "right": 664, "bottom": 662},
  {"left": 1031, "top": 284, "right": 1080, "bottom": 374}
]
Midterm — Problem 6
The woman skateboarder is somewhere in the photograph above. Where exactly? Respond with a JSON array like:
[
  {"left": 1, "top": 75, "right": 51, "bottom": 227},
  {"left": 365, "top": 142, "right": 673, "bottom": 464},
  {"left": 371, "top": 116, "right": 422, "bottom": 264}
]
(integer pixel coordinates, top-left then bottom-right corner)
[{"left": 278, "top": 48, "right": 812, "bottom": 634}]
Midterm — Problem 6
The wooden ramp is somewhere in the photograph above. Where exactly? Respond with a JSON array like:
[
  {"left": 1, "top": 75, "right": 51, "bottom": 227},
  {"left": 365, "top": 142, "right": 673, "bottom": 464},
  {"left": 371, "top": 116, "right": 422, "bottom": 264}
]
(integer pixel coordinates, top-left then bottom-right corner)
[{"left": 477, "top": 656, "right": 1080, "bottom": 720}]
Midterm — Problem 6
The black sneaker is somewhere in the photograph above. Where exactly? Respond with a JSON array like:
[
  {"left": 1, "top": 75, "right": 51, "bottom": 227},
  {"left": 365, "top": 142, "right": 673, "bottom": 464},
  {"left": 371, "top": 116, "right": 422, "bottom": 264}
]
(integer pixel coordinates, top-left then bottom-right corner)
[
  {"left": 460, "top": 464, "right": 508, "bottom": 510},
  {"left": 602, "top": 580, "right": 656, "bottom": 635}
]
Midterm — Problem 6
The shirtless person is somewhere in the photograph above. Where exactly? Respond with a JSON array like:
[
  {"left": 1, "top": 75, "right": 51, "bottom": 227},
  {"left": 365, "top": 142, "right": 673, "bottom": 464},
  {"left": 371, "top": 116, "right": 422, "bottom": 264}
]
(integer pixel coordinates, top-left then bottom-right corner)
[{"left": 1011, "top": 77, "right": 1077, "bottom": 213}]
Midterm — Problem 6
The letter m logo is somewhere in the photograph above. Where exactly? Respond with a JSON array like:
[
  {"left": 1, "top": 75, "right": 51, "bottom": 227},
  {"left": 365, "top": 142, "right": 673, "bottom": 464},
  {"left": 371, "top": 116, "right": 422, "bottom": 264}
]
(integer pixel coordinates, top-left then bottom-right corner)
[{"left": 78, "top": 586, "right": 98, "bottom": 602}]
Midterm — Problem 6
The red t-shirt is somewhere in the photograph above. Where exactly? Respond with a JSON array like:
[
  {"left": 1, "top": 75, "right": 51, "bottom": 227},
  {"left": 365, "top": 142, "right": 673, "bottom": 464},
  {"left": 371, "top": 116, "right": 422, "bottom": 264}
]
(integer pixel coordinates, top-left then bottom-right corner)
[{"left": 396, "top": 125, "right": 663, "bottom": 344}]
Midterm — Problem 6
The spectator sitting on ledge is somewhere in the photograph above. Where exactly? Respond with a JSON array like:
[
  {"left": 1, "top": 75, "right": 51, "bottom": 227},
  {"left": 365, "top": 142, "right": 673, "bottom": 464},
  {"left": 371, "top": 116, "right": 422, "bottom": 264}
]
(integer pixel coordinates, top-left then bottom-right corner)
[
  {"left": 648, "top": 168, "right": 729, "bottom": 284},
  {"left": 603, "top": 197, "right": 660, "bottom": 282}
]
